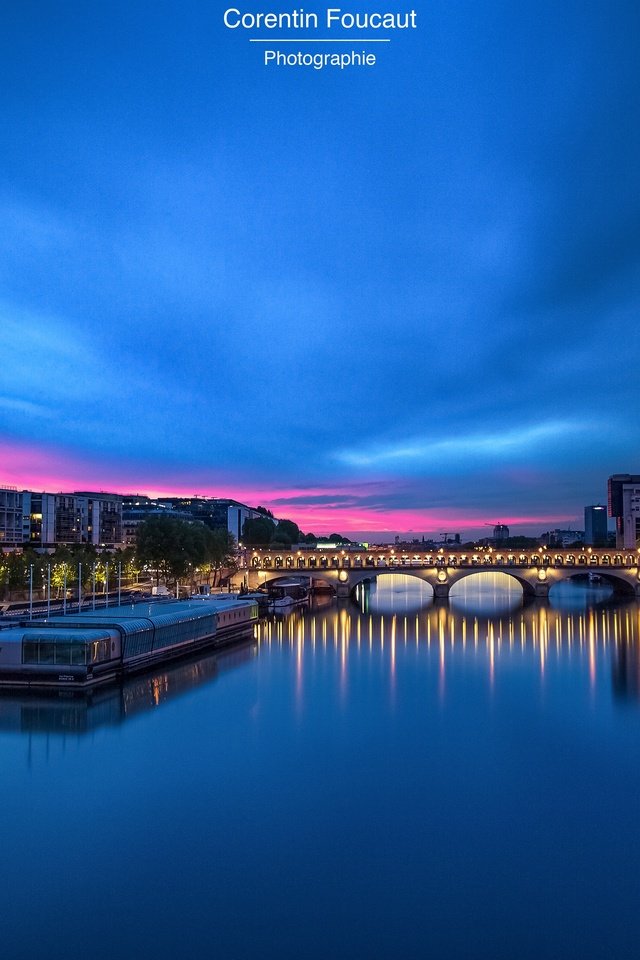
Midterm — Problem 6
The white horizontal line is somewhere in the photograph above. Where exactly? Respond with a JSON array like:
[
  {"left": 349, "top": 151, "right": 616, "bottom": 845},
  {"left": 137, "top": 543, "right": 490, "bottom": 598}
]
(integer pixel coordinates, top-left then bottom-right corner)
[{"left": 249, "top": 39, "right": 391, "bottom": 43}]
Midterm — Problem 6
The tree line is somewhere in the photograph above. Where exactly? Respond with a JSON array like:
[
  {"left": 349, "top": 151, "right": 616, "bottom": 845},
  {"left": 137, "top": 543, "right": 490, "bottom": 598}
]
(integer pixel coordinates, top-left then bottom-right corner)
[
  {"left": 241, "top": 514, "right": 351, "bottom": 548},
  {"left": 0, "top": 544, "right": 140, "bottom": 601},
  {"left": 0, "top": 515, "right": 238, "bottom": 600}
]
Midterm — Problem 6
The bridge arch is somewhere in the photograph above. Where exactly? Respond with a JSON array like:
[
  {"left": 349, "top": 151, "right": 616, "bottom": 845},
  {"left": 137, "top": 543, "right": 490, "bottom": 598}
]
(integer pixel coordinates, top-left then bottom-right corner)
[
  {"left": 548, "top": 571, "right": 637, "bottom": 599},
  {"left": 448, "top": 569, "right": 536, "bottom": 600},
  {"left": 352, "top": 572, "right": 435, "bottom": 612},
  {"left": 258, "top": 573, "right": 337, "bottom": 594},
  {"left": 344, "top": 568, "right": 433, "bottom": 590}
]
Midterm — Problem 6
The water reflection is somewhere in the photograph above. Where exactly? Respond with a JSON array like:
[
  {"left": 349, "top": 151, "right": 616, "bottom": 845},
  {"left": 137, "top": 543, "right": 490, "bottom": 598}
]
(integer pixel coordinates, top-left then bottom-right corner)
[
  {"left": 2, "top": 596, "right": 640, "bottom": 738},
  {"left": 0, "top": 640, "right": 257, "bottom": 735},
  {"left": 549, "top": 576, "right": 615, "bottom": 607},
  {"left": 355, "top": 573, "right": 433, "bottom": 613},
  {"left": 449, "top": 571, "right": 523, "bottom": 614},
  {"left": 258, "top": 597, "right": 640, "bottom": 705},
  {"left": 612, "top": 636, "right": 640, "bottom": 702}
]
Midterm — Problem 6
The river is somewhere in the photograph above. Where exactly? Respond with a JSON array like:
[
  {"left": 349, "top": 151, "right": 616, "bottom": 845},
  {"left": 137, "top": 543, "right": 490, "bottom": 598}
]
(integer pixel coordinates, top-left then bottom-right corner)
[{"left": 0, "top": 576, "right": 639, "bottom": 960}]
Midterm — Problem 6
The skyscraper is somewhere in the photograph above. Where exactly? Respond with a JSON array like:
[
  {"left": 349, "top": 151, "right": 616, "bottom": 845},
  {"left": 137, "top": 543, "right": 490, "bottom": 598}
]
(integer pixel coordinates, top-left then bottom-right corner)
[{"left": 584, "top": 504, "right": 607, "bottom": 546}]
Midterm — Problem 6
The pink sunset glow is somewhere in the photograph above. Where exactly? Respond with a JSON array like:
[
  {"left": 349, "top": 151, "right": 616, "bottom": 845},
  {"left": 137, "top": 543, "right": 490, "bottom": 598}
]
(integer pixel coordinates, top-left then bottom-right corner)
[{"left": 1, "top": 439, "right": 579, "bottom": 539}]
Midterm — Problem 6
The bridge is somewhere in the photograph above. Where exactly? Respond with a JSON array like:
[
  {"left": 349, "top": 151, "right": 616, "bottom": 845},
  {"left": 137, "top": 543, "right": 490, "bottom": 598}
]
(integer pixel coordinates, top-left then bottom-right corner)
[{"left": 242, "top": 547, "right": 640, "bottom": 600}]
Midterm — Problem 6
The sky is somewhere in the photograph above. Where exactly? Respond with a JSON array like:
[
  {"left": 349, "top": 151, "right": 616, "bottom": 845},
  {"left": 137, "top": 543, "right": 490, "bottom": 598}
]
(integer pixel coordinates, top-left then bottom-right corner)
[{"left": 1, "top": 1, "right": 638, "bottom": 540}]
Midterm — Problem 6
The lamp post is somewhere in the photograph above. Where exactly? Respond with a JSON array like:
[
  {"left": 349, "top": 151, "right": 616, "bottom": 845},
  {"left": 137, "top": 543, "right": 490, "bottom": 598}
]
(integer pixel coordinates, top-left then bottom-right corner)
[{"left": 29, "top": 564, "right": 33, "bottom": 621}]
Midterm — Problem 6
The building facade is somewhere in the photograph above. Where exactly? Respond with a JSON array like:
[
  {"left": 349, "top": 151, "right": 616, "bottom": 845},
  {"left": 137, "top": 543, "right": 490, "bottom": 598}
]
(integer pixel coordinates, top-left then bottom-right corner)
[
  {"left": 3, "top": 486, "right": 261, "bottom": 550},
  {"left": 20, "top": 491, "right": 123, "bottom": 549},
  {"left": 0, "top": 486, "right": 22, "bottom": 548},
  {"left": 608, "top": 474, "right": 640, "bottom": 549},
  {"left": 542, "top": 529, "right": 584, "bottom": 547},
  {"left": 21, "top": 491, "right": 57, "bottom": 546},
  {"left": 73, "top": 492, "right": 123, "bottom": 546}
]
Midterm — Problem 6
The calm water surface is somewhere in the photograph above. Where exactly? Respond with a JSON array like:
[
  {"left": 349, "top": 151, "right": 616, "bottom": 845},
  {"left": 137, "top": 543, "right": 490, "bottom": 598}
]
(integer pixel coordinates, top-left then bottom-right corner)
[{"left": 1, "top": 577, "right": 639, "bottom": 960}]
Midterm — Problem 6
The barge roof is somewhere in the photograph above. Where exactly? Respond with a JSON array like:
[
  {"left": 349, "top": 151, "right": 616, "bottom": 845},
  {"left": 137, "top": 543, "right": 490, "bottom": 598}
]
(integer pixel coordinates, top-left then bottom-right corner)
[
  {"left": 0, "top": 598, "right": 256, "bottom": 644},
  {"left": 44, "top": 596, "right": 254, "bottom": 623},
  {"left": 0, "top": 626, "right": 115, "bottom": 645}
]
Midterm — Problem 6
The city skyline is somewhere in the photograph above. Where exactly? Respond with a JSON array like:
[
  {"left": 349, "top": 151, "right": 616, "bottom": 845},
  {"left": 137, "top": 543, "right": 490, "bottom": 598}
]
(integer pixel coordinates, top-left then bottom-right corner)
[
  {"left": 0, "top": 461, "right": 605, "bottom": 541},
  {"left": 1, "top": 1, "right": 638, "bottom": 538}
]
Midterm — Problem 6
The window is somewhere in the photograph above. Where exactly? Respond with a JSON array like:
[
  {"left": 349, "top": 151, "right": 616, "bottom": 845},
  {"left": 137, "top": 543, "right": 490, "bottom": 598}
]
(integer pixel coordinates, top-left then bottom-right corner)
[{"left": 22, "top": 636, "right": 89, "bottom": 666}]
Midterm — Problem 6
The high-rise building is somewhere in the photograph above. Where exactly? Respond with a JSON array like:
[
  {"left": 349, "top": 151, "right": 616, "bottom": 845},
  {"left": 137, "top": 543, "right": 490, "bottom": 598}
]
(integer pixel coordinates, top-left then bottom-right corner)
[
  {"left": 608, "top": 474, "right": 640, "bottom": 549},
  {"left": 584, "top": 504, "right": 608, "bottom": 546}
]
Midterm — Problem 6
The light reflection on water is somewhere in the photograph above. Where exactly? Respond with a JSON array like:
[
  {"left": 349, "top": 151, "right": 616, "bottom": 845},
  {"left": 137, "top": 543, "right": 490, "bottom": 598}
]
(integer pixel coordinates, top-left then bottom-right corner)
[
  {"left": 2, "top": 592, "right": 638, "bottom": 738},
  {"left": 260, "top": 597, "right": 640, "bottom": 704},
  {"left": 1, "top": 591, "right": 640, "bottom": 960},
  {"left": 449, "top": 570, "right": 523, "bottom": 613},
  {"left": 355, "top": 572, "right": 435, "bottom": 613}
]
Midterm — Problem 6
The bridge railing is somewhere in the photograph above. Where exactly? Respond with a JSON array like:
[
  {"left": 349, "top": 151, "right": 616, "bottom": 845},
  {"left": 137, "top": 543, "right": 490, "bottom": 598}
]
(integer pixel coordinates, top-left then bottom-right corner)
[{"left": 247, "top": 550, "right": 639, "bottom": 572}]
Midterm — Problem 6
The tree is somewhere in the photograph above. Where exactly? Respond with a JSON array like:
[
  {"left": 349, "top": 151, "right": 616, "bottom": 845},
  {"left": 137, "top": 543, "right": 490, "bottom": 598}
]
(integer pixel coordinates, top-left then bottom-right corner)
[
  {"left": 270, "top": 519, "right": 300, "bottom": 546},
  {"left": 505, "top": 536, "right": 541, "bottom": 549},
  {"left": 242, "top": 516, "right": 276, "bottom": 545},
  {"left": 203, "top": 529, "right": 237, "bottom": 586},
  {"left": 51, "top": 560, "right": 76, "bottom": 598},
  {"left": 0, "top": 552, "right": 28, "bottom": 600},
  {"left": 120, "top": 546, "right": 142, "bottom": 584},
  {"left": 136, "top": 515, "right": 207, "bottom": 585}
]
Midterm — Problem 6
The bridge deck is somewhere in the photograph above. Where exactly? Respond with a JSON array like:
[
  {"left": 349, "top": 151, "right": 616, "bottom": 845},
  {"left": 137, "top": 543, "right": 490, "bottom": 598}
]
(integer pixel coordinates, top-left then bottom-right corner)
[{"left": 247, "top": 549, "right": 638, "bottom": 573}]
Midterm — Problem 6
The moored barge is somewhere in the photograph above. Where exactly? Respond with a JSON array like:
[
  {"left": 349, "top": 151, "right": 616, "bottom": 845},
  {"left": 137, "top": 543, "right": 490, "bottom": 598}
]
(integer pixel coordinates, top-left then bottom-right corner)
[{"left": 0, "top": 596, "right": 258, "bottom": 690}]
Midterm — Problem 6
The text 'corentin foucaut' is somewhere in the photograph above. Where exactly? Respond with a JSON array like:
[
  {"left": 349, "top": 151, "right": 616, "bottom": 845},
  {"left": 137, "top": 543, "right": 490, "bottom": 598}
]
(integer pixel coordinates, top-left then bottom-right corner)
[{"left": 223, "top": 8, "right": 419, "bottom": 71}]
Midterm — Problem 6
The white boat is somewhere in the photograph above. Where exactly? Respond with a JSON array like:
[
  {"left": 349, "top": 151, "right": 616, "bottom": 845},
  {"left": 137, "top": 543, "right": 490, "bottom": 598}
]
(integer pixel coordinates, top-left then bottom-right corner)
[{"left": 267, "top": 581, "right": 309, "bottom": 610}]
